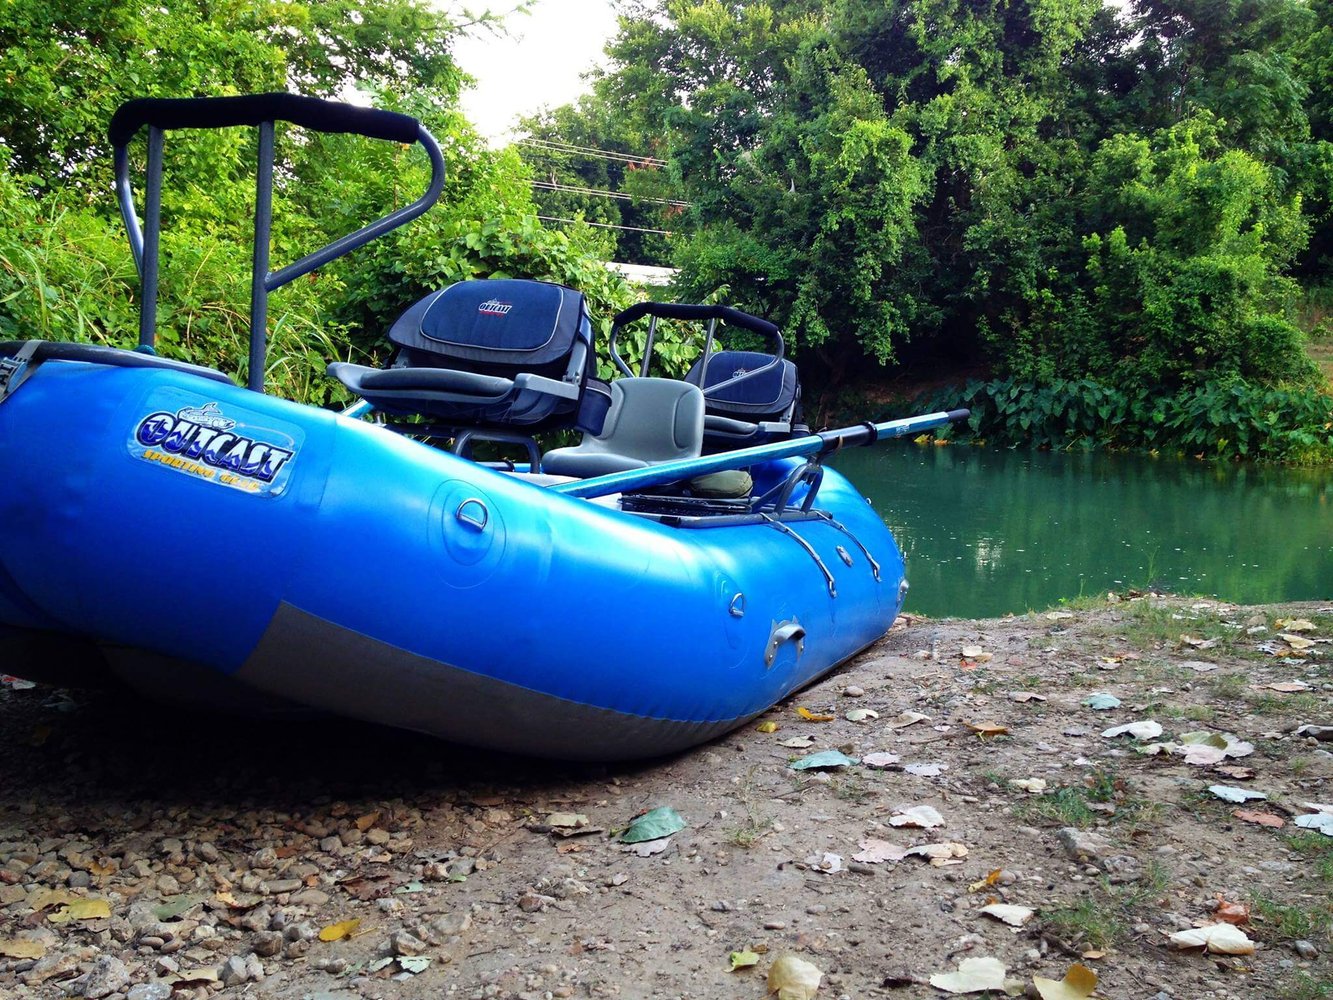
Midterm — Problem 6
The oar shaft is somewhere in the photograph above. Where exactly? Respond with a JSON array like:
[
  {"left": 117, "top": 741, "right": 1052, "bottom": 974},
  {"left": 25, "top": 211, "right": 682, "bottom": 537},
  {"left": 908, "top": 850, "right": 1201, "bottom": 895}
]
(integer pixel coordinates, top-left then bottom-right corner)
[{"left": 552, "top": 408, "right": 969, "bottom": 499}]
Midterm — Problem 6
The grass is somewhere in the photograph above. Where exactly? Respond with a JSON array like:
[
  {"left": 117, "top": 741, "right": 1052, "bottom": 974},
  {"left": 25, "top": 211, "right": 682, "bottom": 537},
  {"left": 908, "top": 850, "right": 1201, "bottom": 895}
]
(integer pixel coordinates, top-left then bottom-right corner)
[
  {"left": 1043, "top": 860, "right": 1174, "bottom": 949},
  {"left": 1282, "top": 974, "right": 1333, "bottom": 1000},
  {"left": 1251, "top": 893, "right": 1333, "bottom": 944},
  {"left": 1287, "top": 831, "right": 1333, "bottom": 883},
  {"left": 1014, "top": 768, "right": 1164, "bottom": 831},
  {"left": 721, "top": 768, "right": 775, "bottom": 849}
]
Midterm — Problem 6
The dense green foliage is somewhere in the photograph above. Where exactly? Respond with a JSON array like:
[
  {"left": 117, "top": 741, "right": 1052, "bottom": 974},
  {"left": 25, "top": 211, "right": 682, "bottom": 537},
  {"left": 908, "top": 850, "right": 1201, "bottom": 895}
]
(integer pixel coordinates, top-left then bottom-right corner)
[
  {"left": 900, "top": 376, "right": 1333, "bottom": 464},
  {"left": 525, "top": 0, "right": 1333, "bottom": 461},
  {"left": 0, "top": 0, "right": 636, "bottom": 399}
]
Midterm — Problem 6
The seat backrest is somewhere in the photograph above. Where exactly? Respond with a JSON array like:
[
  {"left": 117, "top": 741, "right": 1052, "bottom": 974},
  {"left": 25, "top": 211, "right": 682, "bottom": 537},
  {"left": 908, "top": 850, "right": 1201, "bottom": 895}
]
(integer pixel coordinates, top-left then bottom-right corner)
[
  {"left": 388, "top": 278, "right": 590, "bottom": 380},
  {"left": 685, "top": 349, "right": 801, "bottom": 424},
  {"left": 541, "top": 378, "right": 704, "bottom": 477}
]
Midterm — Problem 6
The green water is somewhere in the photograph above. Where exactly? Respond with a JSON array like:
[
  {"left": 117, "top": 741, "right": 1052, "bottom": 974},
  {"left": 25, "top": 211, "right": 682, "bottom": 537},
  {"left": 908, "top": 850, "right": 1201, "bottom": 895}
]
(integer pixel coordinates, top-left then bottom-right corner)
[{"left": 829, "top": 445, "right": 1333, "bottom": 619}]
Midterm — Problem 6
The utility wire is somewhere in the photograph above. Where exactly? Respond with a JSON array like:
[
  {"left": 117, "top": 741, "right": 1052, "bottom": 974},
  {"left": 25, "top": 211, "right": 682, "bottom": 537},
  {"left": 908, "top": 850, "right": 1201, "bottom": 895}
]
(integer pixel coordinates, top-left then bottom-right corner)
[
  {"left": 537, "top": 215, "right": 675, "bottom": 236},
  {"left": 531, "top": 179, "right": 690, "bottom": 208},
  {"left": 517, "top": 137, "right": 668, "bottom": 168}
]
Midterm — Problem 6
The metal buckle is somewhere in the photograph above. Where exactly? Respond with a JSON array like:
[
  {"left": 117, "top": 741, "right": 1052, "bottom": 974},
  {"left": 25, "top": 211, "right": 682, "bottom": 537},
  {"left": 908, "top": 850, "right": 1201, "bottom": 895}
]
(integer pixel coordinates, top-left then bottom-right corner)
[{"left": 0, "top": 340, "right": 42, "bottom": 403}]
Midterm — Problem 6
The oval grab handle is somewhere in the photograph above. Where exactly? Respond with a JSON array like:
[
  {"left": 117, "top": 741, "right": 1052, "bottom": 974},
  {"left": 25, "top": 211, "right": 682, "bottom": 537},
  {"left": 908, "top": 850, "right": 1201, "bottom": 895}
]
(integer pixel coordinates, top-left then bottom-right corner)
[
  {"left": 764, "top": 619, "right": 806, "bottom": 668},
  {"left": 455, "top": 497, "right": 489, "bottom": 531}
]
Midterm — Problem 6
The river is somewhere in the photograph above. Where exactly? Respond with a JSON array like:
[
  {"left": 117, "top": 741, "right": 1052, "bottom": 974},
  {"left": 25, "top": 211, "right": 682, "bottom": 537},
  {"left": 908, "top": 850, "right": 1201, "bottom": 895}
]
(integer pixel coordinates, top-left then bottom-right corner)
[{"left": 830, "top": 443, "right": 1333, "bottom": 619}]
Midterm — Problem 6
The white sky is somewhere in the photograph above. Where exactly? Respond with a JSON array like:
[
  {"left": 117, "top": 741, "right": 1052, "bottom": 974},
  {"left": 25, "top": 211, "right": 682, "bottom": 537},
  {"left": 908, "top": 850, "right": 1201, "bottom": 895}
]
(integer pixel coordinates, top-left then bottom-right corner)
[{"left": 452, "top": 1, "right": 621, "bottom": 147}]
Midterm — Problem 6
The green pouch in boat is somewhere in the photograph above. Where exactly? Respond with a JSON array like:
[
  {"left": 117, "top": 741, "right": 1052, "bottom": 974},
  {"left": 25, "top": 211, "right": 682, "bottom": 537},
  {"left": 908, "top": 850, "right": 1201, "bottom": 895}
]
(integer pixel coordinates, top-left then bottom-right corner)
[{"left": 688, "top": 469, "right": 753, "bottom": 499}]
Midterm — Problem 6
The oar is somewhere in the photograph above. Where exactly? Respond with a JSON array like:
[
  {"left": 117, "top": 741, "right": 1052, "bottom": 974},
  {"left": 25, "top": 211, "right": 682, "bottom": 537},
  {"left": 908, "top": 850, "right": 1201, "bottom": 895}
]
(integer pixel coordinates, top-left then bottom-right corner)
[{"left": 552, "top": 408, "right": 970, "bottom": 499}]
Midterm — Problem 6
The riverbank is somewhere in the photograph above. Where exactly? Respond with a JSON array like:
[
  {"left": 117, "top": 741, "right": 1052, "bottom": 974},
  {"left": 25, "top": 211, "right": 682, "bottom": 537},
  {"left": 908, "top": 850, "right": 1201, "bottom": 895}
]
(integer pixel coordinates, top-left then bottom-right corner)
[{"left": 1, "top": 594, "right": 1330, "bottom": 999}]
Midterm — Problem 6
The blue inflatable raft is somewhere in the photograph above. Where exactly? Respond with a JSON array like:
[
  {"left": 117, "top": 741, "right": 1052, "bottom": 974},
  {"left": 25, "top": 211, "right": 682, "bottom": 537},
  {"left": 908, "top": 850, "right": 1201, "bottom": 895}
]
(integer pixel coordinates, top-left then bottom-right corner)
[{"left": 0, "top": 95, "right": 965, "bottom": 760}]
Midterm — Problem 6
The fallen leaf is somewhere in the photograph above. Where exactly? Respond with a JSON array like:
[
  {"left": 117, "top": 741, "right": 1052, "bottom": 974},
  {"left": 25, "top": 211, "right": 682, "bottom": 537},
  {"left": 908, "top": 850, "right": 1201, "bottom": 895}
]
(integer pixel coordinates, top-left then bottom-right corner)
[
  {"left": 904, "top": 762, "right": 944, "bottom": 777},
  {"left": 767, "top": 952, "right": 822, "bottom": 1000},
  {"left": 1208, "top": 785, "right": 1267, "bottom": 804},
  {"left": 0, "top": 939, "right": 46, "bottom": 959},
  {"left": 1232, "top": 809, "right": 1285, "bottom": 829},
  {"left": 789, "top": 750, "right": 858, "bottom": 771},
  {"left": 318, "top": 918, "right": 362, "bottom": 942},
  {"left": 905, "top": 842, "right": 969, "bottom": 865},
  {"left": 1180, "top": 634, "right": 1217, "bottom": 649},
  {"left": 27, "top": 888, "right": 77, "bottom": 912},
  {"left": 889, "top": 804, "right": 945, "bottom": 829},
  {"left": 966, "top": 721, "right": 1009, "bottom": 737},
  {"left": 929, "top": 956, "right": 1008, "bottom": 994},
  {"left": 979, "top": 903, "right": 1034, "bottom": 927},
  {"left": 1101, "top": 720, "right": 1163, "bottom": 740},
  {"left": 355, "top": 810, "right": 381, "bottom": 832},
  {"left": 852, "top": 838, "right": 909, "bottom": 864},
  {"left": 1213, "top": 898, "right": 1251, "bottom": 925},
  {"left": 861, "top": 751, "right": 901, "bottom": 768},
  {"left": 1079, "top": 949, "right": 1106, "bottom": 960},
  {"left": 729, "top": 949, "right": 761, "bottom": 971},
  {"left": 779, "top": 736, "right": 815, "bottom": 749},
  {"left": 1169, "top": 923, "right": 1255, "bottom": 955},
  {"left": 961, "top": 645, "right": 991, "bottom": 660},
  {"left": 623, "top": 837, "right": 672, "bottom": 857},
  {"left": 967, "top": 869, "right": 1003, "bottom": 893},
  {"left": 845, "top": 708, "right": 879, "bottom": 723},
  {"left": 755, "top": 721, "right": 779, "bottom": 733},
  {"left": 1280, "top": 634, "right": 1316, "bottom": 651},
  {"left": 48, "top": 898, "right": 111, "bottom": 923},
  {"left": 547, "top": 812, "right": 589, "bottom": 829},
  {"left": 1010, "top": 778, "right": 1047, "bottom": 794},
  {"left": 1276, "top": 618, "right": 1316, "bottom": 632},
  {"left": 618, "top": 806, "right": 687, "bottom": 843},
  {"left": 398, "top": 956, "right": 431, "bottom": 974},
  {"left": 1010, "top": 692, "right": 1047, "bottom": 702},
  {"left": 1214, "top": 765, "right": 1256, "bottom": 780},
  {"left": 1082, "top": 694, "right": 1122, "bottom": 711},
  {"left": 797, "top": 707, "right": 834, "bottom": 722},
  {"left": 804, "top": 852, "right": 844, "bottom": 874},
  {"left": 1033, "top": 962, "right": 1098, "bottom": 1000},
  {"left": 1294, "top": 813, "right": 1333, "bottom": 836},
  {"left": 885, "top": 711, "right": 931, "bottom": 729}
]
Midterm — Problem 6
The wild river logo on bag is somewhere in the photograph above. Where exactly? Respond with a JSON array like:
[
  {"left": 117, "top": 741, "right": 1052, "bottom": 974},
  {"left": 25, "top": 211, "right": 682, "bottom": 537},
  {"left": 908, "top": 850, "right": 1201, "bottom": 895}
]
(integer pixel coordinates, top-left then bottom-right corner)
[{"left": 130, "top": 399, "right": 299, "bottom": 495}]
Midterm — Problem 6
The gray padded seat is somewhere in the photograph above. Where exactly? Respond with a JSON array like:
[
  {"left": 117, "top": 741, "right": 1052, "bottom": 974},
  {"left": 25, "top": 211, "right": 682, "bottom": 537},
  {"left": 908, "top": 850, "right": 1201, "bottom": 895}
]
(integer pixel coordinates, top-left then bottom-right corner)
[{"left": 541, "top": 378, "right": 704, "bottom": 479}]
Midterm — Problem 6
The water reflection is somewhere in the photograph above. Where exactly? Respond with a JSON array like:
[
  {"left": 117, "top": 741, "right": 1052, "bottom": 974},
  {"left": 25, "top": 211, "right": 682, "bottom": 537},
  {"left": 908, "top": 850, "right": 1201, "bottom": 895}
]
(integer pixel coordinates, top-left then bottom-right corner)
[{"left": 830, "top": 445, "right": 1333, "bottom": 619}]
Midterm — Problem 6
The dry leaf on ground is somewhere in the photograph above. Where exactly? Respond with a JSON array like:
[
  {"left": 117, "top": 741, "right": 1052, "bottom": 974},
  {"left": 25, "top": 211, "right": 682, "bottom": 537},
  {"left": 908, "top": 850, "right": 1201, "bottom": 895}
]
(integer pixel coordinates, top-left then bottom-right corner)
[
  {"left": 767, "top": 953, "right": 822, "bottom": 1000},
  {"left": 1101, "top": 720, "right": 1163, "bottom": 740},
  {"left": 979, "top": 903, "right": 1034, "bottom": 927},
  {"left": 889, "top": 804, "right": 945, "bottom": 828},
  {"left": 852, "top": 838, "right": 909, "bottom": 864},
  {"left": 929, "top": 956, "right": 1008, "bottom": 994},
  {"left": 1169, "top": 923, "right": 1256, "bottom": 955},
  {"left": 1232, "top": 809, "right": 1285, "bottom": 828},
  {"left": 1033, "top": 962, "right": 1098, "bottom": 1000}
]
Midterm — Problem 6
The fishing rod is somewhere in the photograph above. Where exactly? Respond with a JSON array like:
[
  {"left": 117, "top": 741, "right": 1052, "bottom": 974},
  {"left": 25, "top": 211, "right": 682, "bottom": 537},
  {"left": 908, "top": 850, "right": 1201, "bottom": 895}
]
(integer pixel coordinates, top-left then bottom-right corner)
[{"left": 552, "top": 407, "right": 971, "bottom": 500}]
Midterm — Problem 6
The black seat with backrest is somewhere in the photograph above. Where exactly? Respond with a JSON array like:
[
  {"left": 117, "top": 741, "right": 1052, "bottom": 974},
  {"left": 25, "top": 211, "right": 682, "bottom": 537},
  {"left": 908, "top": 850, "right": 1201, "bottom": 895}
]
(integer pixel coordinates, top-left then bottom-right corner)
[
  {"left": 329, "top": 278, "right": 600, "bottom": 449},
  {"left": 685, "top": 348, "right": 805, "bottom": 452},
  {"left": 607, "top": 301, "right": 805, "bottom": 454}
]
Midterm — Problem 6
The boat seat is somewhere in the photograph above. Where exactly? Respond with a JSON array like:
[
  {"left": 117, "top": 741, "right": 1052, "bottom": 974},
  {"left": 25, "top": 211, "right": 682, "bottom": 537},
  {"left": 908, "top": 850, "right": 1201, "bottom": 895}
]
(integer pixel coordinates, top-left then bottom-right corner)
[
  {"left": 684, "top": 349, "right": 806, "bottom": 452},
  {"left": 328, "top": 278, "right": 596, "bottom": 438},
  {"left": 541, "top": 377, "right": 704, "bottom": 479}
]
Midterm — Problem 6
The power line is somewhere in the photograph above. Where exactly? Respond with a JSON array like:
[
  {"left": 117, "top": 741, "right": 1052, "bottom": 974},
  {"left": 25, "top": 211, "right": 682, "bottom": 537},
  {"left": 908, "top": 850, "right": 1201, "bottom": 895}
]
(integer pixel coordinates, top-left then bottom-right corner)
[
  {"left": 531, "top": 179, "right": 690, "bottom": 208},
  {"left": 517, "top": 137, "right": 668, "bottom": 168},
  {"left": 537, "top": 215, "right": 675, "bottom": 236}
]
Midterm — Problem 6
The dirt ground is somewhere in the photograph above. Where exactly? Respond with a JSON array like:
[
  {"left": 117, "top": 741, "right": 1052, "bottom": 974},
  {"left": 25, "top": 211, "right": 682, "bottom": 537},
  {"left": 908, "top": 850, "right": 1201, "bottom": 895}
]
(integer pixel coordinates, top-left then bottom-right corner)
[{"left": 1, "top": 593, "right": 1331, "bottom": 1000}]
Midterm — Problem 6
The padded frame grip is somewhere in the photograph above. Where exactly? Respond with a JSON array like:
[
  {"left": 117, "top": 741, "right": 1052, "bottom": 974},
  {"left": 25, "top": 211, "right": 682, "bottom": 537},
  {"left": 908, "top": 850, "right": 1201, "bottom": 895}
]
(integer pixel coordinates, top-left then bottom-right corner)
[
  {"left": 109, "top": 92, "right": 420, "bottom": 148},
  {"left": 612, "top": 301, "right": 780, "bottom": 340}
]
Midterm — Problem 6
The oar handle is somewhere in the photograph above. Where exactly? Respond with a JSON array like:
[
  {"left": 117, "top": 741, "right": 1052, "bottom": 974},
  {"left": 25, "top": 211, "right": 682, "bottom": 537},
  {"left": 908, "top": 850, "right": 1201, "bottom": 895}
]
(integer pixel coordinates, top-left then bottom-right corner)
[{"left": 553, "top": 407, "right": 970, "bottom": 500}]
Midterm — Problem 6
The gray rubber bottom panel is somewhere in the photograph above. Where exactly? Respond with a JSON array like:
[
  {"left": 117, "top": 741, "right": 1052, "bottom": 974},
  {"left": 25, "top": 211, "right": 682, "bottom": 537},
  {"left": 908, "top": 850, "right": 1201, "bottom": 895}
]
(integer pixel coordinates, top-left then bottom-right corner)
[{"left": 234, "top": 602, "right": 746, "bottom": 761}]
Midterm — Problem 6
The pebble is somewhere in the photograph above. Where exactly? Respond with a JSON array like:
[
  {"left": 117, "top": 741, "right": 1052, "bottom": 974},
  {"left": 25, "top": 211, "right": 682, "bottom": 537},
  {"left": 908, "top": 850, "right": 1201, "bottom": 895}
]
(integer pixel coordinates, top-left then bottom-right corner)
[
  {"left": 1293, "top": 939, "right": 1319, "bottom": 959},
  {"left": 127, "top": 984, "right": 174, "bottom": 1000}
]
